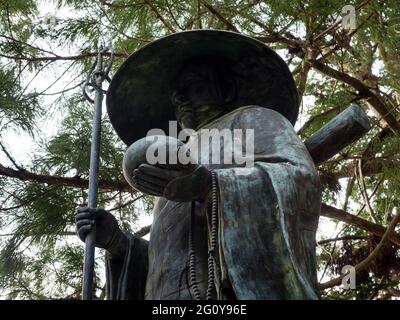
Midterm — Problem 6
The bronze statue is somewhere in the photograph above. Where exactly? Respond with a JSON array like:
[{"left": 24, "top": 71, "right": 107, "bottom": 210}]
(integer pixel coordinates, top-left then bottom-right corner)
[{"left": 76, "top": 30, "right": 322, "bottom": 300}]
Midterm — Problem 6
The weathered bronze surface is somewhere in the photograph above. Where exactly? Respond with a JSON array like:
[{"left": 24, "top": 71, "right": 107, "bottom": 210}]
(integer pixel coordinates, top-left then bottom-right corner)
[
  {"left": 106, "top": 30, "right": 299, "bottom": 145},
  {"left": 304, "top": 104, "right": 371, "bottom": 166},
  {"left": 77, "top": 30, "right": 324, "bottom": 300}
]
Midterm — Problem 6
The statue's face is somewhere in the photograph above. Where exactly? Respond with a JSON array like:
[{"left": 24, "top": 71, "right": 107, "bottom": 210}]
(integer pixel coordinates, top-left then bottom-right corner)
[{"left": 174, "top": 60, "right": 231, "bottom": 130}]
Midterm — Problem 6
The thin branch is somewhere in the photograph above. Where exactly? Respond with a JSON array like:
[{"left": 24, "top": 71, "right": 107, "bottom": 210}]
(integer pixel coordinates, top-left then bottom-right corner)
[
  {"left": 0, "top": 185, "right": 56, "bottom": 212},
  {"left": 18, "top": 60, "right": 55, "bottom": 98},
  {"left": 297, "top": 64, "right": 311, "bottom": 105},
  {"left": 0, "top": 141, "right": 22, "bottom": 169},
  {"left": 356, "top": 159, "right": 378, "bottom": 223},
  {"left": 37, "top": 80, "right": 85, "bottom": 96},
  {"left": 325, "top": 159, "right": 397, "bottom": 179},
  {"left": 313, "top": 0, "right": 371, "bottom": 42},
  {"left": 28, "top": 61, "right": 78, "bottom": 98},
  {"left": 196, "top": 0, "right": 203, "bottom": 29},
  {"left": 0, "top": 51, "right": 127, "bottom": 62},
  {"left": 351, "top": 175, "right": 385, "bottom": 218},
  {"left": 318, "top": 235, "right": 368, "bottom": 245},
  {"left": 98, "top": 0, "right": 146, "bottom": 9},
  {"left": 200, "top": 1, "right": 239, "bottom": 32},
  {"left": 164, "top": 0, "right": 184, "bottom": 30},
  {"left": 0, "top": 34, "right": 60, "bottom": 58},
  {"left": 319, "top": 208, "right": 400, "bottom": 290},
  {"left": 342, "top": 175, "right": 355, "bottom": 211},
  {"left": 96, "top": 2, "right": 151, "bottom": 43},
  {"left": 144, "top": 0, "right": 176, "bottom": 33},
  {"left": 109, "top": 194, "right": 145, "bottom": 211},
  {"left": 310, "top": 59, "right": 400, "bottom": 135}
]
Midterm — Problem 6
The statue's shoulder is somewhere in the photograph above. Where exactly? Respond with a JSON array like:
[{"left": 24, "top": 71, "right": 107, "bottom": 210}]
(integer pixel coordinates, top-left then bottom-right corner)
[
  {"left": 205, "top": 105, "right": 293, "bottom": 131},
  {"left": 234, "top": 105, "right": 288, "bottom": 118},
  {"left": 230, "top": 105, "right": 293, "bottom": 129}
]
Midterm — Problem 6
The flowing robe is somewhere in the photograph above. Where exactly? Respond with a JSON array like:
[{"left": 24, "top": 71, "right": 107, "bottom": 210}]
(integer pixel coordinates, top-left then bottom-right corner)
[{"left": 106, "top": 105, "right": 321, "bottom": 300}]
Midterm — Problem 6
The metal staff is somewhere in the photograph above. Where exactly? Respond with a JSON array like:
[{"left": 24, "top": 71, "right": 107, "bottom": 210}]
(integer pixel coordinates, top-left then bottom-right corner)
[{"left": 82, "top": 44, "right": 114, "bottom": 300}]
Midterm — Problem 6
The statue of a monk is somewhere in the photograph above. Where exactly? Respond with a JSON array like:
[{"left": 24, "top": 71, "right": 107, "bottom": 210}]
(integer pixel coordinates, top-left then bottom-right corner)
[{"left": 75, "top": 30, "right": 321, "bottom": 300}]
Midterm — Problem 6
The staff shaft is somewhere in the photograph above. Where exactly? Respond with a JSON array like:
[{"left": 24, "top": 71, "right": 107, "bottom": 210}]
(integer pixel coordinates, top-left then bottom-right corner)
[{"left": 82, "top": 50, "right": 104, "bottom": 300}]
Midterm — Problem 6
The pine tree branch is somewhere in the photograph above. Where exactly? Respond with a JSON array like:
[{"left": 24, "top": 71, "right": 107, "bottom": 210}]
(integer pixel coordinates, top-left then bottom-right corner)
[
  {"left": 2, "top": 161, "right": 394, "bottom": 244},
  {"left": 249, "top": 4, "right": 400, "bottom": 137},
  {"left": 254, "top": 34, "right": 303, "bottom": 48},
  {"left": 109, "top": 195, "right": 145, "bottom": 211},
  {"left": 0, "top": 141, "right": 22, "bottom": 170},
  {"left": 98, "top": 0, "right": 146, "bottom": 9},
  {"left": 356, "top": 159, "right": 378, "bottom": 223},
  {"left": 0, "top": 34, "right": 60, "bottom": 58},
  {"left": 319, "top": 208, "right": 400, "bottom": 290},
  {"left": 320, "top": 204, "right": 400, "bottom": 246},
  {"left": 200, "top": 1, "right": 239, "bottom": 32},
  {"left": 0, "top": 163, "right": 130, "bottom": 192},
  {"left": 164, "top": 0, "right": 185, "bottom": 30},
  {"left": 295, "top": 60, "right": 311, "bottom": 101},
  {"left": 349, "top": 175, "right": 384, "bottom": 219},
  {"left": 0, "top": 52, "right": 127, "bottom": 62},
  {"left": 144, "top": 0, "right": 176, "bottom": 33},
  {"left": 310, "top": 59, "right": 400, "bottom": 134},
  {"left": 313, "top": 0, "right": 371, "bottom": 42},
  {"left": 326, "top": 158, "right": 399, "bottom": 179},
  {"left": 318, "top": 235, "right": 369, "bottom": 245},
  {"left": 342, "top": 174, "right": 356, "bottom": 211}
]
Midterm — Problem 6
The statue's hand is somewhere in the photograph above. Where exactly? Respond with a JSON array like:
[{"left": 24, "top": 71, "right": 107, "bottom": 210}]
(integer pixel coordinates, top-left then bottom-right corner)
[
  {"left": 132, "top": 164, "right": 211, "bottom": 202},
  {"left": 75, "top": 207, "right": 127, "bottom": 259}
]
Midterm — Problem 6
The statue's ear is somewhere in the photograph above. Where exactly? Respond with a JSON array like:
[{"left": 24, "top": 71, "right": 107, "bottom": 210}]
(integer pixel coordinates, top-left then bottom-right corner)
[
  {"left": 223, "top": 81, "right": 237, "bottom": 104},
  {"left": 216, "top": 64, "right": 237, "bottom": 106},
  {"left": 221, "top": 76, "right": 237, "bottom": 107},
  {"left": 171, "top": 89, "right": 190, "bottom": 108},
  {"left": 170, "top": 90, "right": 180, "bottom": 106}
]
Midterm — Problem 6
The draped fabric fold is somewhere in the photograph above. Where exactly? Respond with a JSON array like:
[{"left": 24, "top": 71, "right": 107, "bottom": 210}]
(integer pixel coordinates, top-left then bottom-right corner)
[
  {"left": 216, "top": 162, "right": 320, "bottom": 299},
  {"left": 105, "top": 106, "right": 321, "bottom": 300},
  {"left": 106, "top": 232, "right": 149, "bottom": 299}
]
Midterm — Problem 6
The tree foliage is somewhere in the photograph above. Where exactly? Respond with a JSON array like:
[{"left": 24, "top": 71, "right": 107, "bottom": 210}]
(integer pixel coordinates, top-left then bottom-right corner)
[{"left": 0, "top": 0, "right": 399, "bottom": 299}]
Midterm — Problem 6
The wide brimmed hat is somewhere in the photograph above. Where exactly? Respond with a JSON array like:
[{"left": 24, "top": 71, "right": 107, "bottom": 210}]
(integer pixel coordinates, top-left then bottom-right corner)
[{"left": 106, "top": 30, "right": 299, "bottom": 145}]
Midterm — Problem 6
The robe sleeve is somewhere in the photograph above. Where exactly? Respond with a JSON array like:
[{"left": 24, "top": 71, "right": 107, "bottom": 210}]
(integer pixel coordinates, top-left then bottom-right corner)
[
  {"left": 215, "top": 106, "right": 321, "bottom": 299},
  {"left": 105, "top": 232, "right": 149, "bottom": 300}
]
